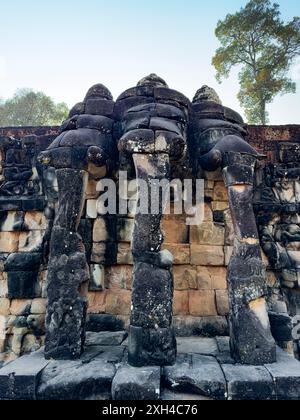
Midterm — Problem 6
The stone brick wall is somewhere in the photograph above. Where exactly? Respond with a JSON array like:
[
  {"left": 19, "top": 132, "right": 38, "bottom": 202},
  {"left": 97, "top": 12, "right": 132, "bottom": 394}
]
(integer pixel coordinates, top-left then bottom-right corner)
[{"left": 0, "top": 125, "right": 300, "bottom": 363}]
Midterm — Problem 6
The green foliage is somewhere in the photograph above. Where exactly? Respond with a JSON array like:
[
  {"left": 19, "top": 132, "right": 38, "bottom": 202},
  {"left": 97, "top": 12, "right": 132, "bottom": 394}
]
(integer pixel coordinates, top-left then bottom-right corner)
[
  {"left": 212, "top": 0, "right": 300, "bottom": 124},
  {"left": 0, "top": 88, "right": 69, "bottom": 127}
]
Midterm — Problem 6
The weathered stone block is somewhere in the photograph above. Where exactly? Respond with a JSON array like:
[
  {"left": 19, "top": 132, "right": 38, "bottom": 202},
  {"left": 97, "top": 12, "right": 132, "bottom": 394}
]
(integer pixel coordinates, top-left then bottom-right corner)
[
  {"left": 22, "top": 334, "right": 43, "bottom": 354},
  {"left": 0, "top": 298, "right": 10, "bottom": 316},
  {"left": 0, "top": 232, "right": 19, "bottom": 253},
  {"left": 163, "top": 244, "right": 190, "bottom": 265},
  {"left": 190, "top": 245, "right": 224, "bottom": 266},
  {"left": 190, "top": 223, "right": 225, "bottom": 246},
  {"left": 177, "top": 337, "right": 219, "bottom": 356},
  {"left": 215, "top": 290, "right": 230, "bottom": 316},
  {"left": 105, "top": 265, "right": 132, "bottom": 290},
  {"left": 84, "top": 98, "right": 114, "bottom": 117},
  {"left": 173, "top": 316, "right": 229, "bottom": 337},
  {"left": 273, "top": 182, "right": 295, "bottom": 203},
  {"left": 88, "top": 291, "right": 106, "bottom": 314},
  {"left": 31, "top": 299, "right": 47, "bottom": 315},
  {"left": 37, "top": 353, "right": 116, "bottom": 400},
  {"left": 203, "top": 203, "right": 213, "bottom": 222},
  {"left": 105, "top": 290, "right": 132, "bottom": 316},
  {"left": 205, "top": 180, "right": 215, "bottom": 190},
  {"left": 86, "top": 314, "right": 126, "bottom": 332},
  {"left": 163, "top": 354, "right": 227, "bottom": 400},
  {"left": 89, "top": 264, "right": 105, "bottom": 291},
  {"left": 24, "top": 212, "right": 47, "bottom": 231},
  {"left": 0, "top": 276, "right": 8, "bottom": 298},
  {"left": 197, "top": 267, "right": 212, "bottom": 290},
  {"left": 189, "top": 290, "right": 218, "bottom": 316},
  {"left": 91, "top": 242, "right": 117, "bottom": 265},
  {"left": 4, "top": 252, "right": 42, "bottom": 272},
  {"left": 0, "top": 349, "right": 49, "bottom": 400},
  {"left": 19, "top": 231, "right": 44, "bottom": 252},
  {"left": 128, "top": 325, "right": 176, "bottom": 367},
  {"left": 222, "top": 364, "right": 275, "bottom": 400},
  {"left": 265, "top": 349, "right": 300, "bottom": 400},
  {"left": 203, "top": 169, "right": 223, "bottom": 181},
  {"left": 224, "top": 246, "right": 234, "bottom": 266},
  {"left": 162, "top": 218, "right": 189, "bottom": 244},
  {"left": 223, "top": 210, "right": 234, "bottom": 243},
  {"left": 117, "top": 243, "right": 134, "bottom": 265},
  {"left": 93, "top": 217, "right": 109, "bottom": 242},
  {"left": 27, "top": 314, "right": 45, "bottom": 336},
  {"left": 11, "top": 327, "right": 28, "bottom": 355},
  {"left": 210, "top": 267, "right": 227, "bottom": 290},
  {"left": 117, "top": 218, "right": 134, "bottom": 243},
  {"left": 91, "top": 242, "right": 106, "bottom": 264},
  {"left": 10, "top": 300, "right": 31, "bottom": 316},
  {"left": 173, "top": 266, "right": 197, "bottom": 290},
  {"left": 0, "top": 211, "right": 24, "bottom": 232},
  {"left": 86, "top": 331, "right": 127, "bottom": 347},
  {"left": 212, "top": 202, "right": 229, "bottom": 212},
  {"left": 269, "top": 312, "right": 293, "bottom": 342},
  {"left": 7, "top": 271, "right": 39, "bottom": 299},
  {"left": 213, "top": 182, "right": 228, "bottom": 202},
  {"left": 112, "top": 364, "right": 161, "bottom": 401},
  {"left": 173, "top": 291, "right": 189, "bottom": 315}
]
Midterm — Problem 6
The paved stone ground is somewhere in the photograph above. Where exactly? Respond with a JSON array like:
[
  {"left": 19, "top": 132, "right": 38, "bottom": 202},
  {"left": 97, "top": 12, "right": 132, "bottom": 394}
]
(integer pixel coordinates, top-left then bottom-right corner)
[{"left": 0, "top": 333, "right": 300, "bottom": 400}]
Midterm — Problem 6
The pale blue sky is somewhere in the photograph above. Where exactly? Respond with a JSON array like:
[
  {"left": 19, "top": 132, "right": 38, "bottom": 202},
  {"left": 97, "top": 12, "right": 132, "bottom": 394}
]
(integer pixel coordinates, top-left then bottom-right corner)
[{"left": 1, "top": 0, "right": 299, "bottom": 124}]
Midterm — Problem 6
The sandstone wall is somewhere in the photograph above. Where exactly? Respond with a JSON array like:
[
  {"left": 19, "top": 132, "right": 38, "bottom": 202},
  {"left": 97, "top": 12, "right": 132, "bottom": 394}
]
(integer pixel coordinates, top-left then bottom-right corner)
[{"left": 0, "top": 125, "right": 299, "bottom": 362}]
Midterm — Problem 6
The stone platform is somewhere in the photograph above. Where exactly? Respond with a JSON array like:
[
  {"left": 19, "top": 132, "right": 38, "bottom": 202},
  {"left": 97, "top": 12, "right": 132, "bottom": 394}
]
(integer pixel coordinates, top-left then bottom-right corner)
[{"left": 0, "top": 333, "right": 299, "bottom": 400}]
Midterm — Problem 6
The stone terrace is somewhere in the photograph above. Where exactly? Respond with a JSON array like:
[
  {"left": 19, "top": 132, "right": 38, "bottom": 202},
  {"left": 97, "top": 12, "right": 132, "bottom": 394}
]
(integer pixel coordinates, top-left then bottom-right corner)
[{"left": 0, "top": 333, "right": 300, "bottom": 400}]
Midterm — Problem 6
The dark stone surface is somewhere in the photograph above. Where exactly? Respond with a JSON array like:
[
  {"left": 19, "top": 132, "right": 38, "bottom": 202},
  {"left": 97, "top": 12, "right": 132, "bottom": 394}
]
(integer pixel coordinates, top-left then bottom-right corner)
[
  {"left": 222, "top": 365, "right": 275, "bottom": 400},
  {"left": 128, "top": 256, "right": 176, "bottom": 366},
  {"left": 4, "top": 252, "right": 42, "bottom": 272},
  {"left": 7, "top": 270, "right": 39, "bottom": 299},
  {"left": 37, "top": 348, "right": 118, "bottom": 400},
  {"left": 128, "top": 325, "right": 176, "bottom": 367},
  {"left": 173, "top": 316, "right": 229, "bottom": 337},
  {"left": 163, "top": 354, "right": 227, "bottom": 400},
  {"left": 0, "top": 350, "right": 49, "bottom": 400},
  {"left": 1, "top": 337, "right": 300, "bottom": 400},
  {"left": 269, "top": 312, "right": 293, "bottom": 342},
  {"left": 86, "top": 331, "right": 128, "bottom": 347},
  {"left": 227, "top": 245, "right": 276, "bottom": 365},
  {"left": 86, "top": 314, "right": 126, "bottom": 332},
  {"left": 112, "top": 364, "right": 161, "bottom": 401},
  {"left": 130, "top": 263, "right": 173, "bottom": 329},
  {"left": 192, "top": 87, "right": 276, "bottom": 366},
  {"left": 45, "top": 248, "right": 89, "bottom": 360},
  {"left": 265, "top": 349, "right": 300, "bottom": 400},
  {"left": 176, "top": 337, "right": 219, "bottom": 356}
]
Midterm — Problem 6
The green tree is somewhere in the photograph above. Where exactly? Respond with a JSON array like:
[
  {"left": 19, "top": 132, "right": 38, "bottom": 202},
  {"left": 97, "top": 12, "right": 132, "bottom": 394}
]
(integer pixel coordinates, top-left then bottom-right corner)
[
  {"left": 0, "top": 88, "right": 69, "bottom": 127},
  {"left": 212, "top": 0, "right": 300, "bottom": 124}
]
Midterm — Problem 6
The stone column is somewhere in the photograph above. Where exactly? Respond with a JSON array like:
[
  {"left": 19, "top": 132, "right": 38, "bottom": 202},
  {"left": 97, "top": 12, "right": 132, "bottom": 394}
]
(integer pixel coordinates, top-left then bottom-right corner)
[
  {"left": 45, "top": 168, "right": 90, "bottom": 360},
  {"left": 128, "top": 152, "right": 176, "bottom": 367},
  {"left": 222, "top": 152, "right": 276, "bottom": 365}
]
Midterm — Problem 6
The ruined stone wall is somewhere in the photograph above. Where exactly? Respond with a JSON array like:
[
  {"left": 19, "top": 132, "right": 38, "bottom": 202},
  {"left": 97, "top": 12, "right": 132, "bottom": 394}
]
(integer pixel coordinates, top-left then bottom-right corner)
[
  {"left": 0, "top": 125, "right": 299, "bottom": 363},
  {"left": 250, "top": 125, "right": 300, "bottom": 357}
]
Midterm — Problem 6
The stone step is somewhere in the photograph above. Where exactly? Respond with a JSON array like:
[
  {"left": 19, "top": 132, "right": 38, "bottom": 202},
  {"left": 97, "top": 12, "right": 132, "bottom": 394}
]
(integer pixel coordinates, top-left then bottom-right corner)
[
  {"left": 163, "top": 354, "right": 227, "bottom": 400},
  {"left": 0, "top": 349, "right": 49, "bottom": 400},
  {"left": 0, "top": 337, "right": 300, "bottom": 400}
]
